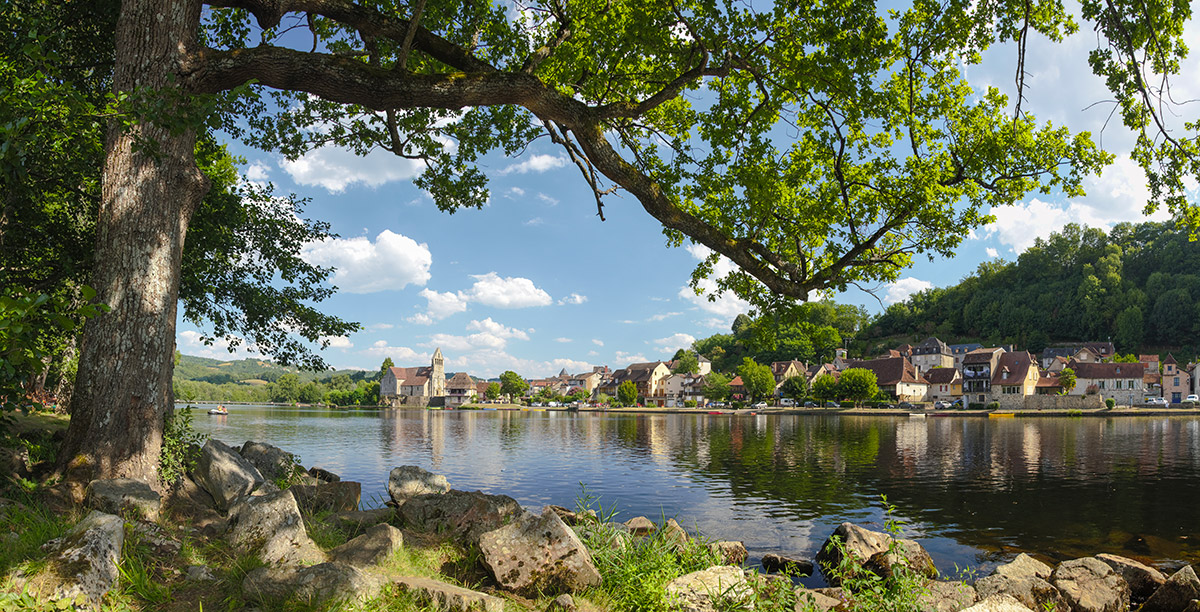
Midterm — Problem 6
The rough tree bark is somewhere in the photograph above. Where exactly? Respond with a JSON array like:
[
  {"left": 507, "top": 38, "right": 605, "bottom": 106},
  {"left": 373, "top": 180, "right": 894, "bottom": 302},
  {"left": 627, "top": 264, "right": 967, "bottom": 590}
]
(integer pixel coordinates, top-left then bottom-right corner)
[{"left": 59, "top": 0, "right": 208, "bottom": 486}]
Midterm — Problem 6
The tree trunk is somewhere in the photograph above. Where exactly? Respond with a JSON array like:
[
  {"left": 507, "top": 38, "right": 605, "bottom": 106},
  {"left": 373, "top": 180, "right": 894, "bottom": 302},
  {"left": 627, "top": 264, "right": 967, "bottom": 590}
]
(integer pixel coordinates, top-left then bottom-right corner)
[{"left": 59, "top": 0, "right": 207, "bottom": 487}]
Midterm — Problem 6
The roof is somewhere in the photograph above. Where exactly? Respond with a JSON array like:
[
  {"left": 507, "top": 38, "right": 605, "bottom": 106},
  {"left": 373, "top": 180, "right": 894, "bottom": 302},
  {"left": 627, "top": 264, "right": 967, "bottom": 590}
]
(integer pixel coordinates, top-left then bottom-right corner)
[
  {"left": 1036, "top": 372, "right": 1062, "bottom": 388},
  {"left": 446, "top": 372, "right": 473, "bottom": 386},
  {"left": 846, "top": 356, "right": 923, "bottom": 386},
  {"left": 991, "top": 351, "right": 1036, "bottom": 386},
  {"left": 1069, "top": 361, "right": 1146, "bottom": 380},
  {"left": 1042, "top": 347, "right": 1078, "bottom": 360},
  {"left": 964, "top": 347, "right": 1004, "bottom": 364},
  {"left": 923, "top": 367, "right": 961, "bottom": 384},
  {"left": 949, "top": 343, "right": 984, "bottom": 355},
  {"left": 1164, "top": 354, "right": 1178, "bottom": 365},
  {"left": 387, "top": 366, "right": 434, "bottom": 386},
  {"left": 912, "top": 337, "right": 950, "bottom": 356},
  {"left": 771, "top": 360, "right": 806, "bottom": 375},
  {"left": 729, "top": 376, "right": 744, "bottom": 386},
  {"left": 1139, "top": 354, "right": 1160, "bottom": 362}
]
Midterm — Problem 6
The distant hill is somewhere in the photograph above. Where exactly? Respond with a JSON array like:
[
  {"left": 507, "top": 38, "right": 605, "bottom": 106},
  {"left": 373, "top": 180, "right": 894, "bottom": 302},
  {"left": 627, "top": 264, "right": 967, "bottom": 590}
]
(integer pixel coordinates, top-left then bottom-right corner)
[
  {"left": 174, "top": 354, "right": 369, "bottom": 385},
  {"left": 860, "top": 220, "right": 1200, "bottom": 358}
]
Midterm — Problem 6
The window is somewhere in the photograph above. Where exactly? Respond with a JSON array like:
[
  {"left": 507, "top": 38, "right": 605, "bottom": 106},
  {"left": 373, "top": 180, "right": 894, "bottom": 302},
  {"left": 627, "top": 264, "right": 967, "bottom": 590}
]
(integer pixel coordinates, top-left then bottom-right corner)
[
  {"left": 1099, "top": 380, "right": 1106, "bottom": 389},
  {"left": 1116, "top": 380, "right": 1122, "bottom": 389},
  {"left": 1175, "top": 377, "right": 1180, "bottom": 386}
]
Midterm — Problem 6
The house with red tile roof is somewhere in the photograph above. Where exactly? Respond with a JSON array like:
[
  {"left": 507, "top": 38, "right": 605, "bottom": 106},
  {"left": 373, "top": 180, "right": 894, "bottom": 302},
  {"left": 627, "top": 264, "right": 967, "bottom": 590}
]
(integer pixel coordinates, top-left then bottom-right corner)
[
  {"left": 923, "top": 367, "right": 962, "bottom": 401},
  {"left": 989, "top": 351, "right": 1040, "bottom": 407},
  {"left": 1068, "top": 360, "right": 1145, "bottom": 404},
  {"left": 846, "top": 356, "right": 927, "bottom": 402}
]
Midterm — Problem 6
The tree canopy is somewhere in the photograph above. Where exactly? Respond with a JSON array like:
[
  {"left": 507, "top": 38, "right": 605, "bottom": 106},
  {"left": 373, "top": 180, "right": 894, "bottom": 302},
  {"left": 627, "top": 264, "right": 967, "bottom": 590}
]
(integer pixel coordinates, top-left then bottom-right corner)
[{"left": 737, "top": 358, "right": 775, "bottom": 402}]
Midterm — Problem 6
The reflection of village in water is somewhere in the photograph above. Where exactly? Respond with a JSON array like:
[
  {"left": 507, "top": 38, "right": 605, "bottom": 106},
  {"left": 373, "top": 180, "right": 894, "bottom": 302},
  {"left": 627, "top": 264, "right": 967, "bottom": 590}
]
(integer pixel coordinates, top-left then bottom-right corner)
[{"left": 199, "top": 408, "right": 1200, "bottom": 574}]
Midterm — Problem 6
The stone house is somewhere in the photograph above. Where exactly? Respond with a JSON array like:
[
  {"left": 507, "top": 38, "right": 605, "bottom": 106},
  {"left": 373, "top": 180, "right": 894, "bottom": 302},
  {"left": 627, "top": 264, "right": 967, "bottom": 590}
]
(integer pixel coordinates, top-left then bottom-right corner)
[
  {"left": 566, "top": 371, "right": 603, "bottom": 394},
  {"left": 989, "top": 351, "right": 1039, "bottom": 407},
  {"left": 599, "top": 361, "right": 672, "bottom": 406},
  {"left": 1162, "top": 354, "right": 1189, "bottom": 403},
  {"left": 846, "top": 356, "right": 927, "bottom": 402},
  {"left": 663, "top": 373, "right": 707, "bottom": 407},
  {"left": 911, "top": 337, "right": 954, "bottom": 376},
  {"left": 445, "top": 372, "right": 477, "bottom": 407},
  {"left": 923, "top": 367, "right": 962, "bottom": 402},
  {"left": 963, "top": 347, "right": 1005, "bottom": 404},
  {"left": 379, "top": 348, "right": 446, "bottom": 407},
  {"left": 1139, "top": 354, "right": 1161, "bottom": 374},
  {"left": 1068, "top": 361, "right": 1145, "bottom": 404},
  {"left": 949, "top": 343, "right": 983, "bottom": 371},
  {"left": 1035, "top": 371, "right": 1063, "bottom": 395}
]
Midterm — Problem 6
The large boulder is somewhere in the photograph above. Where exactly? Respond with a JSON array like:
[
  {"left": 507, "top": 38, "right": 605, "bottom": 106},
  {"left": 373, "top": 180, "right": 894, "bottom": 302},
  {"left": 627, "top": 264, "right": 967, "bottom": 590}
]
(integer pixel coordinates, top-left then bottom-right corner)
[
  {"left": 1141, "top": 566, "right": 1200, "bottom": 612},
  {"left": 329, "top": 524, "right": 404, "bottom": 568},
  {"left": 975, "top": 573, "right": 1070, "bottom": 612},
  {"left": 192, "top": 439, "right": 265, "bottom": 511},
  {"left": 665, "top": 565, "right": 754, "bottom": 612},
  {"left": 41, "top": 511, "right": 124, "bottom": 607},
  {"left": 227, "top": 489, "right": 324, "bottom": 566},
  {"left": 309, "top": 466, "right": 341, "bottom": 483},
  {"left": 1095, "top": 554, "right": 1166, "bottom": 603},
  {"left": 816, "top": 523, "right": 936, "bottom": 586},
  {"left": 994, "top": 554, "right": 1054, "bottom": 581},
  {"left": 794, "top": 588, "right": 846, "bottom": 612},
  {"left": 326, "top": 508, "right": 396, "bottom": 531},
  {"left": 85, "top": 478, "right": 161, "bottom": 522},
  {"left": 1050, "top": 557, "right": 1130, "bottom": 612},
  {"left": 290, "top": 481, "right": 361, "bottom": 514},
  {"left": 240, "top": 441, "right": 300, "bottom": 484},
  {"left": 710, "top": 541, "right": 748, "bottom": 566},
  {"left": 959, "top": 594, "right": 1037, "bottom": 612},
  {"left": 242, "top": 562, "right": 382, "bottom": 606},
  {"left": 478, "top": 508, "right": 602, "bottom": 596},
  {"left": 396, "top": 489, "right": 522, "bottom": 545},
  {"left": 762, "top": 553, "right": 815, "bottom": 576},
  {"left": 392, "top": 575, "right": 504, "bottom": 612},
  {"left": 387, "top": 466, "right": 449, "bottom": 503},
  {"left": 919, "top": 581, "right": 979, "bottom": 612},
  {"left": 624, "top": 516, "right": 655, "bottom": 536}
]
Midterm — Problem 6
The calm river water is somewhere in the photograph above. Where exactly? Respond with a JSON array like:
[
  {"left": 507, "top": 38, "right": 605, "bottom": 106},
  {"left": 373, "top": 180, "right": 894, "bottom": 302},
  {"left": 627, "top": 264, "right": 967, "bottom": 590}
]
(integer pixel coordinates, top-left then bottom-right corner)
[{"left": 189, "top": 406, "right": 1200, "bottom": 583}]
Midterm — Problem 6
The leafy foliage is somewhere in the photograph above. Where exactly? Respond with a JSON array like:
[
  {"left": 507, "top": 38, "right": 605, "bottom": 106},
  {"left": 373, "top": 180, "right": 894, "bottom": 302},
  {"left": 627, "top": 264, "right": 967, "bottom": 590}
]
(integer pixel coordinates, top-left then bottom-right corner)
[
  {"left": 499, "top": 371, "right": 529, "bottom": 402},
  {"left": 864, "top": 222, "right": 1200, "bottom": 355},
  {"left": 693, "top": 302, "right": 869, "bottom": 372},
  {"left": 838, "top": 369, "right": 879, "bottom": 406},
  {"left": 703, "top": 372, "right": 731, "bottom": 402},
  {"left": 780, "top": 376, "right": 809, "bottom": 402},
  {"left": 617, "top": 380, "right": 638, "bottom": 406},
  {"left": 159, "top": 406, "right": 207, "bottom": 485},
  {"left": 812, "top": 374, "right": 840, "bottom": 402},
  {"left": 1058, "top": 368, "right": 1077, "bottom": 394},
  {"left": 737, "top": 358, "right": 775, "bottom": 402}
]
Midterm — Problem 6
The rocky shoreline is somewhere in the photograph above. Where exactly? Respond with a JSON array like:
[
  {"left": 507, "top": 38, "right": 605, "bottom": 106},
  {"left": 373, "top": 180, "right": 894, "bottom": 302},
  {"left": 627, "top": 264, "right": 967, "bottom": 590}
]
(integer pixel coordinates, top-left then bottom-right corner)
[{"left": 12, "top": 436, "right": 1200, "bottom": 612}]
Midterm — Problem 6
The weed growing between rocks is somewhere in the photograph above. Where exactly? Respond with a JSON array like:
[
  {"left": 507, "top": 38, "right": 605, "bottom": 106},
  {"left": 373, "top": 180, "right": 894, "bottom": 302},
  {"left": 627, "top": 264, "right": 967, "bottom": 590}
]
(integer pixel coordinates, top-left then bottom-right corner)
[{"left": 160, "top": 406, "right": 207, "bottom": 486}]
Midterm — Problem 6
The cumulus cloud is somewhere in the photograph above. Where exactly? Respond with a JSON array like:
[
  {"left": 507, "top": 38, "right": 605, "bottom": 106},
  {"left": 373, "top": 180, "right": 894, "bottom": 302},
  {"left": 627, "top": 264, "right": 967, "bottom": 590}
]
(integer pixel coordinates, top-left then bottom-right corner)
[
  {"left": 647, "top": 312, "right": 682, "bottom": 322},
  {"left": 614, "top": 351, "right": 648, "bottom": 365},
  {"left": 525, "top": 217, "right": 545, "bottom": 226},
  {"left": 499, "top": 154, "right": 567, "bottom": 175},
  {"left": 245, "top": 161, "right": 270, "bottom": 182},
  {"left": 653, "top": 333, "right": 696, "bottom": 353},
  {"left": 280, "top": 146, "right": 425, "bottom": 193},
  {"left": 302, "top": 230, "right": 432, "bottom": 293},
  {"left": 558, "top": 293, "right": 587, "bottom": 305},
  {"left": 367, "top": 323, "right": 394, "bottom": 331},
  {"left": 423, "top": 318, "right": 532, "bottom": 354},
  {"left": 986, "top": 247, "right": 999, "bottom": 258},
  {"left": 408, "top": 288, "right": 469, "bottom": 324},
  {"left": 441, "top": 349, "right": 593, "bottom": 379},
  {"left": 177, "top": 330, "right": 258, "bottom": 360},
  {"left": 363, "top": 340, "right": 428, "bottom": 362},
  {"left": 554, "top": 337, "right": 572, "bottom": 343},
  {"left": 592, "top": 339, "right": 604, "bottom": 346},
  {"left": 466, "top": 317, "right": 531, "bottom": 340},
  {"left": 461, "top": 272, "right": 552, "bottom": 308},
  {"left": 508, "top": 187, "right": 526, "bottom": 197},
  {"left": 321, "top": 336, "right": 353, "bottom": 349},
  {"left": 885, "top": 277, "right": 933, "bottom": 305},
  {"left": 677, "top": 244, "right": 751, "bottom": 325},
  {"left": 537, "top": 193, "right": 559, "bottom": 206}
]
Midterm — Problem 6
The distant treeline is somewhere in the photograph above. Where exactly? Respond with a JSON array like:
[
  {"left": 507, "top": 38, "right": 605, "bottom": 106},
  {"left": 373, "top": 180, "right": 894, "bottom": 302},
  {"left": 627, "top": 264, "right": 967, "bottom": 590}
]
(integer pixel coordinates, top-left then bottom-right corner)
[
  {"left": 173, "top": 355, "right": 382, "bottom": 406},
  {"left": 861, "top": 221, "right": 1200, "bottom": 356}
]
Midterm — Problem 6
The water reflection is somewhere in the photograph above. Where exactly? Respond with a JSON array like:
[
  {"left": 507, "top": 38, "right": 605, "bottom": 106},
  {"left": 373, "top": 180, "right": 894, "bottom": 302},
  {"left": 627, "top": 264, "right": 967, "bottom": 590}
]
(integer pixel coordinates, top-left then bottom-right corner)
[{"left": 191, "top": 407, "right": 1200, "bottom": 577}]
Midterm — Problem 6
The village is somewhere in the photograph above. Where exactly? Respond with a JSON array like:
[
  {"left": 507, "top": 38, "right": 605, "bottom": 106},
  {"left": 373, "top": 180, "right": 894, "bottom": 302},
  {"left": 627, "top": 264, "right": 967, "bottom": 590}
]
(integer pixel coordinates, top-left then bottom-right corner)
[{"left": 374, "top": 339, "right": 1194, "bottom": 411}]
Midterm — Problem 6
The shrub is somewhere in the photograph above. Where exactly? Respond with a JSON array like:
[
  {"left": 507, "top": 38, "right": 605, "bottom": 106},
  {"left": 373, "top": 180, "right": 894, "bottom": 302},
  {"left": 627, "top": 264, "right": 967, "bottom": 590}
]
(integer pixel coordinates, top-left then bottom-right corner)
[
  {"left": 1085, "top": 383, "right": 1099, "bottom": 395},
  {"left": 840, "top": 400, "right": 855, "bottom": 408},
  {"left": 1105, "top": 398, "right": 1116, "bottom": 409},
  {"left": 1067, "top": 409, "right": 1083, "bottom": 417},
  {"left": 986, "top": 401, "right": 1000, "bottom": 410},
  {"left": 684, "top": 400, "right": 697, "bottom": 408},
  {"left": 159, "top": 406, "right": 207, "bottom": 485},
  {"left": 968, "top": 402, "right": 985, "bottom": 410},
  {"left": 732, "top": 401, "right": 744, "bottom": 410}
]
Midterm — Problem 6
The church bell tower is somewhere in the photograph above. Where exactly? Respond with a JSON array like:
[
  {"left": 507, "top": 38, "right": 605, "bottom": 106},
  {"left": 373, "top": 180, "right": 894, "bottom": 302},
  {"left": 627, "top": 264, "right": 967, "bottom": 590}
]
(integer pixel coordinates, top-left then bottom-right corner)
[{"left": 431, "top": 348, "right": 446, "bottom": 397}]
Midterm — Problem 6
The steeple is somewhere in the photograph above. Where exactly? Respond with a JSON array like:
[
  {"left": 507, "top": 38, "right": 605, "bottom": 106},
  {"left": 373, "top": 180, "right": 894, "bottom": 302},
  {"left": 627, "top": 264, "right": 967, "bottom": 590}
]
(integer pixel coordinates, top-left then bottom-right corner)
[{"left": 431, "top": 348, "right": 446, "bottom": 396}]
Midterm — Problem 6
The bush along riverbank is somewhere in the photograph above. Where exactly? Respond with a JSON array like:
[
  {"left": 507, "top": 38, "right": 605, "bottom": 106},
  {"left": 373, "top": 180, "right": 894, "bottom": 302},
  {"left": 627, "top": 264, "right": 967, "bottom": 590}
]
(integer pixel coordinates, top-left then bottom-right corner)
[{"left": 1, "top": 430, "right": 1197, "bottom": 612}]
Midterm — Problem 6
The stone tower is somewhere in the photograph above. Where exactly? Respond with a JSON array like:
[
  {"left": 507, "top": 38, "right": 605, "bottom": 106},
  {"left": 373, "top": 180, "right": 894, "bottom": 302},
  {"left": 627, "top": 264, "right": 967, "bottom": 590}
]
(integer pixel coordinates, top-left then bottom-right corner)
[{"left": 431, "top": 347, "right": 446, "bottom": 397}]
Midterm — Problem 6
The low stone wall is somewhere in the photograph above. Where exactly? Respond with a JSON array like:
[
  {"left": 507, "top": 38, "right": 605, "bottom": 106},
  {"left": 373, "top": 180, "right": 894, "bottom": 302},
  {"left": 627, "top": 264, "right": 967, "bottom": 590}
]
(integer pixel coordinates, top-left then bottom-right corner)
[{"left": 1020, "top": 394, "right": 1106, "bottom": 411}]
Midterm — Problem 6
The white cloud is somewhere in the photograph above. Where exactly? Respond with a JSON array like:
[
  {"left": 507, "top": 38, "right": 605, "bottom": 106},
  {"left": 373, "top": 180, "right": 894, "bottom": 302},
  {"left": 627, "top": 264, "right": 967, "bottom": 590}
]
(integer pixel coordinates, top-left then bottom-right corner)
[
  {"left": 508, "top": 187, "right": 526, "bottom": 197},
  {"left": 525, "top": 217, "right": 545, "bottom": 226},
  {"left": 537, "top": 193, "right": 559, "bottom": 206},
  {"left": 554, "top": 337, "right": 572, "bottom": 343},
  {"left": 648, "top": 312, "right": 682, "bottom": 322},
  {"left": 678, "top": 244, "right": 751, "bottom": 325},
  {"left": 246, "top": 161, "right": 270, "bottom": 182},
  {"left": 280, "top": 146, "right": 425, "bottom": 193},
  {"left": 367, "top": 323, "right": 394, "bottom": 331},
  {"left": 558, "top": 293, "right": 587, "bottom": 305},
  {"left": 653, "top": 333, "right": 696, "bottom": 353},
  {"left": 614, "top": 351, "right": 648, "bottom": 365},
  {"left": 409, "top": 288, "right": 469, "bottom": 324},
  {"left": 362, "top": 340, "right": 428, "bottom": 363},
  {"left": 986, "top": 247, "right": 999, "bottom": 258},
  {"left": 443, "top": 350, "right": 593, "bottom": 379},
  {"left": 499, "top": 154, "right": 567, "bottom": 175},
  {"left": 592, "top": 339, "right": 604, "bottom": 347},
  {"left": 588, "top": 350, "right": 599, "bottom": 356},
  {"left": 465, "top": 317, "right": 531, "bottom": 341},
  {"left": 302, "top": 230, "right": 431, "bottom": 294},
  {"left": 177, "top": 330, "right": 258, "bottom": 360},
  {"left": 423, "top": 318, "right": 531, "bottom": 354},
  {"left": 321, "top": 336, "right": 353, "bottom": 349},
  {"left": 885, "top": 277, "right": 933, "bottom": 305},
  {"left": 461, "top": 272, "right": 552, "bottom": 308}
]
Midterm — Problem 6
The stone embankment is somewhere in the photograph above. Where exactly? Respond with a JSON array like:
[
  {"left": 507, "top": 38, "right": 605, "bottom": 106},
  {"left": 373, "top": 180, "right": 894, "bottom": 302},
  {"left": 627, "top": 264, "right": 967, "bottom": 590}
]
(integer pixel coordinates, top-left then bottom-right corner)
[{"left": 21, "top": 437, "right": 1200, "bottom": 612}]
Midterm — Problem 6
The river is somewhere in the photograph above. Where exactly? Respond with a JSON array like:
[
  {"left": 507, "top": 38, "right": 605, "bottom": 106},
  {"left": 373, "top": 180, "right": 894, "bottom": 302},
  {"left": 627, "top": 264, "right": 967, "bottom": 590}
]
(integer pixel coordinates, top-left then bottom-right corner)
[{"left": 188, "top": 406, "right": 1200, "bottom": 584}]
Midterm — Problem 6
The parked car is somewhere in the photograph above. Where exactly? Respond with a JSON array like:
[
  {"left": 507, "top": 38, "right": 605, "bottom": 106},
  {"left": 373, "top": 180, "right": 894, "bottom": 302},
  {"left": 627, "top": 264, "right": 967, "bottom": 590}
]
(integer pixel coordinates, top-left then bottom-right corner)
[
  {"left": 898, "top": 402, "right": 915, "bottom": 411},
  {"left": 933, "top": 400, "right": 951, "bottom": 410},
  {"left": 780, "top": 398, "right": 796, "bottom": 407},
  {"left": 1145, "top": 397, "right": 1168, "bottom": 406},
  {"left": 823, "top": 401, "right": 838, "bottom": 408},
  {"left": 804, "top": 401, "right": 818, "bottom": 408},
  {"left": 1186, "top": 395, "right": 1199, "bottom": 404},
  {"left": 751, "top": 402, "right": 767, "bottom": 409}
]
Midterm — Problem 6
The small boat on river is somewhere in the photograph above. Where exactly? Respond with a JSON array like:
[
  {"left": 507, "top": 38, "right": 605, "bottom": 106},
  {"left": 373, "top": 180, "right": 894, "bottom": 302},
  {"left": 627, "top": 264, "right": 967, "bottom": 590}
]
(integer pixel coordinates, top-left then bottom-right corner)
[{"left": 208, "top": 405, "right": 228, "bottom": 415}]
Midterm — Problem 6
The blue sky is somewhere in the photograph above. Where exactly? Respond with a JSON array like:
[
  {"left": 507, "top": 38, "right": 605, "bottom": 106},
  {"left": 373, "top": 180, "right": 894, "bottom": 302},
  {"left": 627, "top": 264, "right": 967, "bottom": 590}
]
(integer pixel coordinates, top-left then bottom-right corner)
[{"left": 176, "top": 10, "right": 1197, "bottom": 378}]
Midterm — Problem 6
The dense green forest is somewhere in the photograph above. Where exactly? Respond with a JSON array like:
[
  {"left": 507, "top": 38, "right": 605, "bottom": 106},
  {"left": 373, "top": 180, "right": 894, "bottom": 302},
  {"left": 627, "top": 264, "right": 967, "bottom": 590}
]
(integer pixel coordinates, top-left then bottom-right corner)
[
  {"left": 691, "top": 302, "right": 871, "bottom": 373},
  {"left": 861, "top": 221, "right": 1200, "bottom": 356},
  {"left": 172, "top": 354, "right": 380, "bottom": 405}
]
